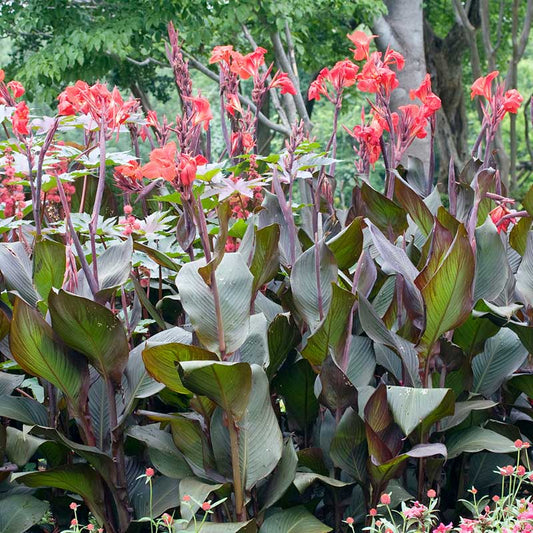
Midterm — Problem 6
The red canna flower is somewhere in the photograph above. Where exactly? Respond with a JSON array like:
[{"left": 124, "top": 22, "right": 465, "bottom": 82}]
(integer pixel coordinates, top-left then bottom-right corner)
[
  {"left": 308, "top": 60, "right": 358, "bottom": 101},
  {"left": 178, "top": 153, "right": 207, "bottom": 186},
  {"left": 57, "top": 81, "right": 138, "bottom": 130},
  {"left": 0, "top": 69, "right": 4, "bottom": 83},
  {"left": 269, "top": 71, "right": 296, "bottom": 95},
  {"left": 230, "top": 47, "right": 267, "bottom": 80},
  {"left": 347, "top": 30, "right": 377, "bottom": 61},
  {"left": 502, "top": 89, "right": 523, "bottom": 114},
  {"left": 184, "top": 94, "right": 213, "bottom": 130},
  {"left": 7, "top": 81, "right": 25, "bottom": 98},
  {"left": 470, "top": 70, "right": 499, "bottom": 100},
  {"left": 357, "top": 52, "right": 399, "bottom": 96},
  {"left": 12, "top": 101, "right": 30, "bottom": 135},
  {"left": 231, "top": 131, "right": 255, "bottom": 155},
  {"left": 115, "top": 160, "right": 144, "bottom": 181},
  {"left": 410, "top": 74, "right": 441, "bottom": 113},
  {"left": 490, "top": 204, "right": 515, "bottom": 233},
  {"left": 142, "top": 142, "right": 179, "bottom": 182},
  {"left": 209, "top": 45, "right": 234, "bottom": 65},
  {"left": 225, "top": 93, "right": 243, "bottom": 116}
]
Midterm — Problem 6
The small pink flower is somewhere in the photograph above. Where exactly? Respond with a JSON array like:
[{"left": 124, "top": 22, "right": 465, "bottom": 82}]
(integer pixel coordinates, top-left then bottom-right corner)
[
  {"left": 69, "top": 502, "right": 79, "bottom": 510},
  {"left": 380, "top": 493, "right": 391, "bottom": 505},
  {"left": 517, "top": 465, "right": 526, "bottom": 476},
  {"left": 515, "top": 439, "right": 524, "bottom": 449},
  {"left": 71, "top": 519, "right": 78, "bottom": 526},
  {"left": 201, "top": 501, "right": 211, "bottom": 511},
  {"left": 182, "top": 494, "right": 191, "bottom": 502},
  {"left": 369, "top": 508, "right": 377, "bottom": 516},
  {"left": 87, "top": 525, "right": 95, "bottom": 531},
  {"left": 145, "top": 467, "right": 155, "bottom": 477},
  {"left": 427, "top": 489, "right": 437, "bottom": 498},
  {"left": 345, "top": 517, "right": 354, "bottom": 524}
]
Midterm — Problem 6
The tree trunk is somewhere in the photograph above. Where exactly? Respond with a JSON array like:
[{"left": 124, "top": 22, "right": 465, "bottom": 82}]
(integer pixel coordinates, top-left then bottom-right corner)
[
  {"left": 374, "top": 0, "right": 430, "bottom": 172},
  {"left": 423, "top": 20, "right": 469, "bottom": 181}
]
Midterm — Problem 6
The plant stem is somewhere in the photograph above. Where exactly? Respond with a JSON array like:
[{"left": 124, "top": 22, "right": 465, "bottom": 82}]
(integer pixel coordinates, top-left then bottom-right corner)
[
  {"left": 106, "top": 378, "right": 130, "bottom": 520},
  {"left": 89, "top": 120, "right": 107, "bottom": 286},
  {"left": 228, "top": 416, "right": 245, "bottom": 521}
]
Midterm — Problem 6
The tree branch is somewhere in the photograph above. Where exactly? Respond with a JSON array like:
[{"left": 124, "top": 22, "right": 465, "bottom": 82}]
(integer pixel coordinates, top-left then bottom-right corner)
[{"left": 270, "top": 30, "right": 312, "bottom": 132}]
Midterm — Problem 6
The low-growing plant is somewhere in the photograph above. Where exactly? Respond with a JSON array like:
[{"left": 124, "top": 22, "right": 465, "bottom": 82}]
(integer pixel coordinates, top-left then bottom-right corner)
[{"left": 0, "top": 20, "right": 532, "bottom": 533}]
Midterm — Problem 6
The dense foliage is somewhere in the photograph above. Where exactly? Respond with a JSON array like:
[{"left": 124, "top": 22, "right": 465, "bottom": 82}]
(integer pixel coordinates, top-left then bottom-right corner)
[{"left": 0, "top": 22, "right": 532, "bottom": 533}]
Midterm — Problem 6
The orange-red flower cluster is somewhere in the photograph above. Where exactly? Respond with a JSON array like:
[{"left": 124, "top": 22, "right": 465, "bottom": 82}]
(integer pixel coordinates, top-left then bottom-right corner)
[
  {"left": 471, "top": 71, "right": 523, "bottom": 116},
  {"left": 209, "top": 45, "right": 295, "bottom": 94},
  {"left": 141, "top": 142, "right": 207, "bottom": 187},
  {"left": 57, "top": 81, "right": 139, "bottom": 129},
  {"left": 308, "top": 59, "right": 359, "bottom": 101},
  {"left": 183, "top": 94, "right": 213, "bottom": 131}
]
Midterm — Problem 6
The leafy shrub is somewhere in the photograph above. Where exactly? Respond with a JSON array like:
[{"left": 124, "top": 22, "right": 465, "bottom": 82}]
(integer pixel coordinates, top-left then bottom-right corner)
[{"left": 0, "top": 21, "right": 532, "bottom": 533}]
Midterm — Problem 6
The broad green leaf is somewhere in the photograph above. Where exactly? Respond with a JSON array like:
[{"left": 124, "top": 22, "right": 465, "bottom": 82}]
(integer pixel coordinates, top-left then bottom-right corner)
[
  {"left": 127, "top": 424, "right": 192, "bottom": 479},
  {"left": 211, "top": 365, "right": 283, "bottom": 490},
  {"left": 0, "top": 495, "right": 49, "bottom": 533},
  {"left": 446, "top": 427, "right": 516, "bottom": 459},
  {"left": 259, "top": 506, "right": 332, "bottom": 533},
  {"left": 0, "top": 372, "right": 24, "bottom": 395},
  {"left": 49, "top": 290, "right": 129, "bottom": 383},
  {"left": 267, "top": 314, "right": 300, "bottom": 378},
  {"left": 238, "top": 313, "right": 269, "bottom": 367},
  {"left": 178, "top": 361, "right": 252, "bottom": 420},
  {"left": 293, "top": 472, "right": 352, "bottom": 492},
  {"left": 0, "top": 396, "right": 47, "bottom": 426},
  {"left": 179, "top": 477, "right": 224, "bottom": 523},
  {"left": 523, "top": 183, "right": 533, "bottom": 216},
  {"left": 472, "top": 329, "right": 528, "bottom": 396},
  {"left": 124, "top": 326, "right": 192, "bottom": 416},
  {"left": 248, "top": 224, "right": 280, "bottom": 292},
  {"left": 301, "top": 284, "right": 355, "bottom": 366},
  {"left": 273, "top": 358, "right": 319, "bottom": 431},
  {"left": 28, "top": 426, "right": 115, "bottom": 484},
  {"left": 343, "top": 335, "right": 376, "bottom": 387},
  {"left": 439, "top": 399, "right": 497, "bottom": 431},
  {"left": 9, "top": 298, "right": 86, "bottom": 406},
  {"left": 327, "top": 217, "right": 364, "bottom": 269},
  {"left": 132, "top": 476, "right": 180, "bottom": 519},
  {"left": 14, "top": 464, "right": 107, "bottom": 527},
  {"left": 143, "top": 343, "right": 217, "bottom": 395},
  {"left": 6, "top": 427, "right": 47, "bottom": 466},
  {"left": 405, "top": 155, "right": 427, "bottom": 195},
  {"left": 0, "top": 243, "right": 40, "bottom": 306},
  {"left": 358, "top": 296, "right": 420, "bottom": 387},
  {"left": 516, "top": 232, "right": 533, "bottom": 307},
  {"left": 95, "top": 237, "right": 133, "bottom": 292},
  {"left": 394, "top": 175, "right": 434, "bottom": 236},
  {"left": 386, "top": 386, "right": 455, "bottom": 437},
  {"left": 176, "top": 253, "right": 254, "bottom": 355},
  {"left": 317, "top": 355, "right": 357, "bottom": 413},
  {"left": 369, "top": 443, "right": 447, "bottom": 487},
  {"left": 360, "top": 182, "right": 408, "bottom": 237},
  {"left": 509, "top": 217, "right": 531, "bottom": 255},
  {"left": 171, "top": 415, "right": 217, "bottom": 475},
  {"left": 132, "top": 241, "right": 180, "bottom": 271},
  {"left": 474, "top": 219, "right": 509, "bottom": 302},
  {"left": 32, "top": 239, "right": 66, "bottom": 301},
  {"left": 453, "top": 315, "right": 499, "bottom": 358},
  {"left": 291, "top": 239, "right": 337, "bottom": 331},
  {"left": 330, "top": 407, "right": 367, "bottom": 483},
  {"left": 418, "top": 225, "right": 475, "bottom": 355},
  {"left": 182, "top": 522, "right": 256, "bottom": 533},
  {"left": 259, "top": 438, "right": 297, "bottom": 511}
]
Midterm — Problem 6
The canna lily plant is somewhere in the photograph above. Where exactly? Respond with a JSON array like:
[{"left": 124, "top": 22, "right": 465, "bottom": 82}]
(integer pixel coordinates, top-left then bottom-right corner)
[{"left": 0, "top": 20, "right": 532, "bottom": 533}]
